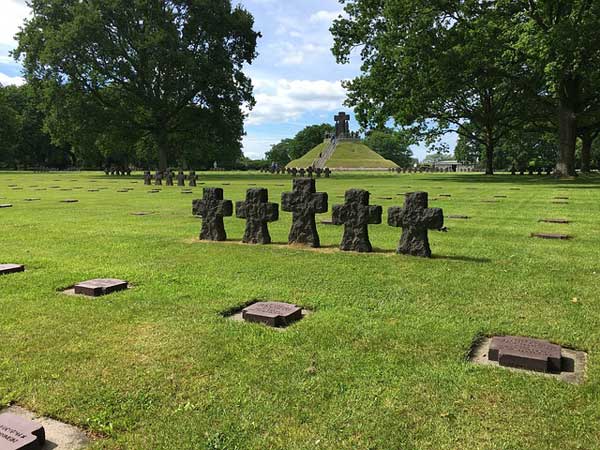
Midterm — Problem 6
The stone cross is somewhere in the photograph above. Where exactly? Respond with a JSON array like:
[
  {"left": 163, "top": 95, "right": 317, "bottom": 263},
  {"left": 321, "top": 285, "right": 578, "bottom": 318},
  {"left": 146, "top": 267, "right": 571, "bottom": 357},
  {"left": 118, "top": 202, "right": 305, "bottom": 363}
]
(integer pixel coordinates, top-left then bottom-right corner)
[
  {"left": 281, "top": 178, "right": 328, "bottom": 247},
  {"left": 192, "top": 188, "right": 233, "bottom": 241},
  {"left": 291, "top": 168, "right": 298, "bottom": 177},
  {"left": 188, "top": 171, "right": 197, "bottom": 187},
  {"left": 332, "top": 189, "right": 382, "bottom": 252},
  {"left": 144, "top": 171, "right": 152, "bottom": 185},
  {"left": 334, "top": 112, "right": 350, "bottom": 137},
  {"left": 306, "top": 166, "right": 314, "bottom": 178},
  {"left": 154, "top": 171, "right": 162, "bottom": 185},
  {"left": 165, "top": 171, "right": 174, "bottom": 186},
  {"left": 177, "top": 171, "right": 186, "bottom": 186},
  {"left": 324, "top": 168, "right": 331, "bottom": 178},
  {"left": 299, "top": 168, "right": 305, "bottom": 177},
  {"left": 388, "top": 192, "right": 443, "bottom": 258},
  {"left": 236, "top": 188, "right": 279, "bottom": 244}
]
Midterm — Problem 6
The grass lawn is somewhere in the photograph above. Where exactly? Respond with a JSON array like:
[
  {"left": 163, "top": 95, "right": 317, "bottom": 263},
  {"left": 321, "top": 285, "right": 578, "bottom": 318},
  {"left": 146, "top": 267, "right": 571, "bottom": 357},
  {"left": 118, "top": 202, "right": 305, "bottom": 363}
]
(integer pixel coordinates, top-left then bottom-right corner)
[
  {"left": 1, "top": 170, "right": 599, "bottom": 449},
  {"left": 287, "top": 141, "right": 398, "bottom": 169}
]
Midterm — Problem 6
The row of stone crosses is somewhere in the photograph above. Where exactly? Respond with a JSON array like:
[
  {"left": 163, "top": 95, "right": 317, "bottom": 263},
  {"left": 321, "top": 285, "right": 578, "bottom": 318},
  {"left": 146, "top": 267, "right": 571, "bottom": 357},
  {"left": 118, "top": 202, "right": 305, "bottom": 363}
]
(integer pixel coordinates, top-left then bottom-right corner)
[
  {"left": 192, "top": 178, "right": 443, "bottom": 257},
  {"left": 261, "top": 167, "right": 332, "bottom": 177},
  {"left": 143, "top": 170, "right": 199, "bottom": 186}
]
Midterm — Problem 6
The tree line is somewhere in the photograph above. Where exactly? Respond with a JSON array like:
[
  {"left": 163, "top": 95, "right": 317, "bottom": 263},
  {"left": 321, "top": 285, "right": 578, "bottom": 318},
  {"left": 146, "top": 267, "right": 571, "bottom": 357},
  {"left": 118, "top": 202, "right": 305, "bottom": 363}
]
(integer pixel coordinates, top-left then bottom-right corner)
[
  {"left": 1, "top": 0, "right": 259, "bottom": 171},
  {"left": 331, "top": 0, "right": 600, "bottom": 176}
]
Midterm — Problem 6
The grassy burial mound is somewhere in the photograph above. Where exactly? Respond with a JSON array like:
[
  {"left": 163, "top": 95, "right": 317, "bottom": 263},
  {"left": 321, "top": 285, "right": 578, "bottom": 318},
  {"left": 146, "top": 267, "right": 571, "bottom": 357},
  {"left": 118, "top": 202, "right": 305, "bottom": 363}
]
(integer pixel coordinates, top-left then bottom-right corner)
[{"left": 287, "top": 141, "right": 399, "bottom": 169}]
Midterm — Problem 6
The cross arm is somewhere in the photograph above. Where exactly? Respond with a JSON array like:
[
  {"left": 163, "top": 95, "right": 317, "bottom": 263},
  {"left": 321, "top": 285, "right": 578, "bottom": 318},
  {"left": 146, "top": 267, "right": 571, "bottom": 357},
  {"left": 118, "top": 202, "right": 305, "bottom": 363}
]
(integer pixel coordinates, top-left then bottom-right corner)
[{"left": 387, "top": 207, "right": 404, "bottom": 227}]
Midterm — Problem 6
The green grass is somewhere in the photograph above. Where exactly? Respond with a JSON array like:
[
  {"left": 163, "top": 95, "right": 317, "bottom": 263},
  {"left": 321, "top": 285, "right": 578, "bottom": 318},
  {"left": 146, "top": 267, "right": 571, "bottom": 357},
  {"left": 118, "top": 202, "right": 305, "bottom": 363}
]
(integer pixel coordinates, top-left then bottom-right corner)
[
  {"left": 1, "top": 170, "right": 599, "bottom": 449},
  {"left": 287, "top": 141, "right": 399, "bottom": 169}
]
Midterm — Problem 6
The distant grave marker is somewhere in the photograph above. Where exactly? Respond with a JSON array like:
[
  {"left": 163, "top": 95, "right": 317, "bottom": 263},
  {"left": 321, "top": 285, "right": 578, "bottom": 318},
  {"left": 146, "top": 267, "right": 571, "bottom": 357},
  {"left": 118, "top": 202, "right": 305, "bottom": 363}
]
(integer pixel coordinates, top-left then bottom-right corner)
[
  {"left": 494, "top": 195, "right": 507, "bottom": 198},
  {"left": 60, "top": 199, "right": 79, "bottom": 203},
  {"left": 554, "top": 196, "right": 569, "bottom": 200},
  {"left": 552, "top": 200, "right": 569, "bottom": 204},
  {"left": 0, "top": 264, "right": 25, "bottom": 275},
  {"left": 242, "top": 302, "right": 303, "bottom": 327},
  {"left": 130, "top": 211, "right": 154, "bottom": 216},
  {"left": 531, "top": 233, "right": 571, "bottom": 240},
  {"left": 446, "top": 215, "right": 470, "bottom": 219},
  {"left": 0, "top": 204, "right": 13, "bottom": 208},
  {"left": 488, "top": 336, "right": 561, "bottom": 373},
  {"left": 23, "top": 198, "right": 40, "bottom": 202},
  {"left": 388, "top": 192, "right": 443, "bottom": 258},
  {"left": 539, "top": 218, "right": 570, "bottom": 224},
  {"left": 0, "top": 412, "right": 45, "bottom": 449},
  {"left": 192, "top": 188, "right": 233, "bottom": 241},
  {"left": 332, "top": 189, "right": 382, "bottom": 252},
  {"left": 73, "top": 279, "right": 128, "bottom": 297}
]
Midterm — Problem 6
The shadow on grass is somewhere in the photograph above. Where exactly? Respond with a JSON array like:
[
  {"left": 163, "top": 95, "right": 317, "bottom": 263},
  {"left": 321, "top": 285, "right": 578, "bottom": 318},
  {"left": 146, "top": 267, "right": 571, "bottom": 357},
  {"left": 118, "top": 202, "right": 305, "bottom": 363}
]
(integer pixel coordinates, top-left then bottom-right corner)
[{"left": 431, "top": 254, "right": 491, "bottom": 264}]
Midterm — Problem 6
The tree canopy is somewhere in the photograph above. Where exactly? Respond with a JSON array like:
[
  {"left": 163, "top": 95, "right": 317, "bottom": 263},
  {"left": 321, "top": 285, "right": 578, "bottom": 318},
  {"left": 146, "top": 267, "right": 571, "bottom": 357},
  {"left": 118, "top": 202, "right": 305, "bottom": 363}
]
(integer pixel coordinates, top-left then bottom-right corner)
[
  {"left": 331, "top": 0, "right": 600, "bottom": 176},
  {"left": 15, "top": 0, "right": 260, "bottom": 170}
]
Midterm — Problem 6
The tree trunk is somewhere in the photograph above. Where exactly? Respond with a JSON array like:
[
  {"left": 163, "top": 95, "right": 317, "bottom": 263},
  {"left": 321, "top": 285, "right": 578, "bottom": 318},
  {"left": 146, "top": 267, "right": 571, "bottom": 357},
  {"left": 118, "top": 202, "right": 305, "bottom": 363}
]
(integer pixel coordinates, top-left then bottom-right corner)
[
  {"left": 155, "top": 131, "right": 169, "bottom": 171},
  {"left": 581, "top": 131, "right": 592, "bottom": 173},
  {"left": 556, "top": 80, "right": 578, "bottom": 177},
  {"left": 485, "top": 131, "right": 494, "bottom": 175}
]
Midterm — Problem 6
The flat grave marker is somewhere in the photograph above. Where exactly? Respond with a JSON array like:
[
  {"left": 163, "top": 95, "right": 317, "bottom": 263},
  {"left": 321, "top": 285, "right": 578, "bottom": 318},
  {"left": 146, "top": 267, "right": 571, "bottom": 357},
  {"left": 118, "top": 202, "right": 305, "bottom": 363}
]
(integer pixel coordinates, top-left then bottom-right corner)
[
  {"left": 71, "top": 279, "right": 129, "bottom": 297},
  {"left": 489, "top": 336, "right": 561, "bottom": 373},
  {"left": 0, "top": 406, "right": 89, "bottom": 450},
  {"left": 0, "top": 204, "right": 13, "bottom": 209},
  {"left": 241, "top": 301, "right": 303, "bottom": 328},
  {"left": 59, "top": 199, "right": 79, "bottom": 203},
  {"left": 23, "top": 198, "right": 40, "bottom": 202},
  {"left": 0, "top": 412, "right": 45, "bottom": 449},
  {"left": 0, "top": 264, "right": 25, "bottom": 275},
  {"left": 446, "top": 215, "right": 470, "bottom": 220}
]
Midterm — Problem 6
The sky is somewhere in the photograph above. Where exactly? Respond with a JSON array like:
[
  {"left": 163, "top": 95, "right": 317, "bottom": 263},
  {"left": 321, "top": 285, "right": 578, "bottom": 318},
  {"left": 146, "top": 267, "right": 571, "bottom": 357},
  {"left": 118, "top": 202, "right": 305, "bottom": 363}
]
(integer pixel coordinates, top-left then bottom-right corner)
[{"left": 0, "top": 0, "right": 453, "bottom": 161}]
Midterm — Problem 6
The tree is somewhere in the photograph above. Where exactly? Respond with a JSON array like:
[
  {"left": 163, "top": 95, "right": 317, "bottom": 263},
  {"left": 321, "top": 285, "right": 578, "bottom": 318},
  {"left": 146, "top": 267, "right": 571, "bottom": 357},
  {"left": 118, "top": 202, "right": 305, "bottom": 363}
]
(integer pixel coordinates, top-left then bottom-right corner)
[
  {"left": 288, "top": 124, "right": 334, "bottom": 160},
  {"left": 363, "top": 129, "right": 413, "bottom": 167},
  {"left": 15, "top": 0, "right": 260, "bottom": 171},
  {"left": 0, "top": 85, "right": 20, "bottom": 168},
  {"left": 331, "top": 1, "right": 526, "bottom": 175},
  {"left": 505, "top": 1, "right": 600, "bottom": 177},
  {"left": 265, "top": 139, "right": 294, "bottom": 166}
]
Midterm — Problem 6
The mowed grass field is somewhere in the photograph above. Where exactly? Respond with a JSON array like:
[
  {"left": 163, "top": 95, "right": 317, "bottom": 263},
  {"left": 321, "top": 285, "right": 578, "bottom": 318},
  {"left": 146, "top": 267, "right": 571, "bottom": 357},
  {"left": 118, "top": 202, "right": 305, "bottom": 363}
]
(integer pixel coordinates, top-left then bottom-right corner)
[{"left": 1, "top": 170, "right": 600, "bottom": 449}]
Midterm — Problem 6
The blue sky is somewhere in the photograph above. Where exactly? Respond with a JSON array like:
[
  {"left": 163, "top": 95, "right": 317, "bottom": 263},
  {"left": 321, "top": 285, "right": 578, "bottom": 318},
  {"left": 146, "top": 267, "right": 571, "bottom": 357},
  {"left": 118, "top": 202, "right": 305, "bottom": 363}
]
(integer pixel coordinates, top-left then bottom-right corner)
[{"left": 0, "top": 0, "right": 454, "bottom": 161}]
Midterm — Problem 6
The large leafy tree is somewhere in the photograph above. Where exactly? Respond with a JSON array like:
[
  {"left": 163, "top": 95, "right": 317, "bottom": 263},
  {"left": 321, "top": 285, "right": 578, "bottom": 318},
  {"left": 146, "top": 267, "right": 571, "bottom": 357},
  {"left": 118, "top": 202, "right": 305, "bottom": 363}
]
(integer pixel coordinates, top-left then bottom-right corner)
[
  {"left": 265, "top": 139, "right": 294, "bottom": 166},
  {"left": 505, "top": 0, "right": 600, "bottom": 177},
  {"left": 364, "top": 128, "right": 414, "bottom": 167},
  {"left": 15, "top": 0, "right": 260, "bottom": 170},
  {"left": 287, "top": 124, "right": 334, "bottom": 160},
  {"left": 331, "top": 0, "right": 526, "bottom": 175}
]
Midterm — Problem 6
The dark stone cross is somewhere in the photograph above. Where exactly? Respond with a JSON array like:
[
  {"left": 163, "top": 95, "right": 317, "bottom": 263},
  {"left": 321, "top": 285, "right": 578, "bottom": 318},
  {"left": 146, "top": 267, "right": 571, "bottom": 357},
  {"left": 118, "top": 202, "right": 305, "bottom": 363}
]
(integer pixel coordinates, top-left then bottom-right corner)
[
  {"left": 154, "top": 171, "right": 162, "bottom": 185},
  {"left": 281, "top": 178, "right": 328, "bottom": 247},
  {"left": 192, "top": 188, "right": 233, "bottom": 241},
  {"left": 388, "top": 192, "right": 443, "bottom": 258},
  {"left": 236, "top": 188, "right": 279, "bottom": 244},
  {"left": 334, "top": 111, "right": 350, "bottom": 137},
  {"left": 144, "top": 171, "right": 152, "bottom": 185},
  {"left": 189, "top": 171, "right": 197, "bottom": 187},
  {"left": 165, "top": 171, "right": 174, "bottom": 186},
  {"left": 332, "top": 189, "right": 382, "bottom": 252},
  {"left": 324, "top": 168, "right": 331, "bottom": 178},
  {"left": 177, "top": 171, "right": 186, "bottom": 186}
]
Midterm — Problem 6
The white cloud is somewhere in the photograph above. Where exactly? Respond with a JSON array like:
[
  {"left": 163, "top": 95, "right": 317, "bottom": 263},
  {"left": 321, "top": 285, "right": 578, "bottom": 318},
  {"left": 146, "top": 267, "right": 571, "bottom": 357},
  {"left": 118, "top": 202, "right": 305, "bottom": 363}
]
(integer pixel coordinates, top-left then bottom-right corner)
[
  {"left": 0, "top": 0, "right": 30, "bottom": 47},
  {"left": 0, "top": 72, "right": 24, "bottom": 86},
  {"left": 246, "top": 78, "right": 347, "bottom": 125},
  {"left": 309, "top": 10, "right": 342, "bottom": 23}
]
